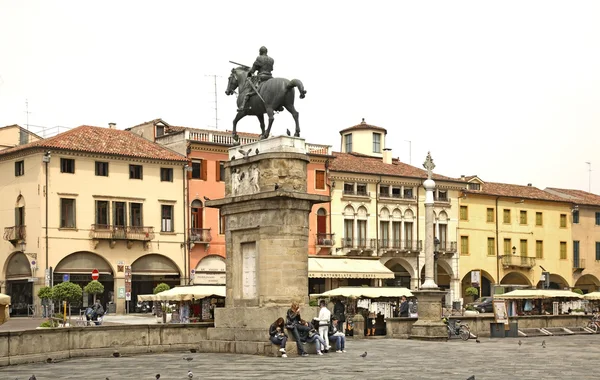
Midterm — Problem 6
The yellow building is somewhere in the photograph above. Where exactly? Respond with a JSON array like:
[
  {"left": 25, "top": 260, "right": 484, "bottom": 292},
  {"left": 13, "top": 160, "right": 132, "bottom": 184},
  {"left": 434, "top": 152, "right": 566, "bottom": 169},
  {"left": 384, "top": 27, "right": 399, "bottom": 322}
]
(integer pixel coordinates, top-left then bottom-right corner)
[
  {"left": 0, "top": 124, "right": 42, "bottom": 151},
  {"left": 458, "top": 176, "right": 574, "bottom": 299},
  {"left": 545, "top": 188, "right": 600, "bottom": 293},
  {"left": 320, "top": 120, "right": 467, "bottom": 304},
  {"left": 0, "top": 124, "right": 187, "bottom": 315}
]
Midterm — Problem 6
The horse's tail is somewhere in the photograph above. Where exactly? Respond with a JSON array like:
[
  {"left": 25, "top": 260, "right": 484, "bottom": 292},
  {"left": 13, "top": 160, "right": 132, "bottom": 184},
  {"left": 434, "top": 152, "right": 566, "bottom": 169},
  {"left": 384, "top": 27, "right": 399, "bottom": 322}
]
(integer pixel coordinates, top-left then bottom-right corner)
[{"left": 286, "top": 79, "right": 307, "bottom": 99}]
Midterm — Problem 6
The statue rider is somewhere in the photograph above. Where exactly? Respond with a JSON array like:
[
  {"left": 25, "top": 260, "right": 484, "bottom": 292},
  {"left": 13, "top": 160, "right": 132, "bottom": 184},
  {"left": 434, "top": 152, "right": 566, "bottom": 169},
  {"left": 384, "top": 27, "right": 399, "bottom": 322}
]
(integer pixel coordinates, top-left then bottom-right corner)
[{"left": 238, "top": 46, "right": 274, "bottom": 112}]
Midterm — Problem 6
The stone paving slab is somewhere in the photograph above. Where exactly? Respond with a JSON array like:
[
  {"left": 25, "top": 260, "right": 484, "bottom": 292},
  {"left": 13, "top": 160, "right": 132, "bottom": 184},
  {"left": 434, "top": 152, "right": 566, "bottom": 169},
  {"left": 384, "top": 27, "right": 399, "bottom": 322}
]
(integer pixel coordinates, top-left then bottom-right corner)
[{"left": 1, "top": 335, "right": 598, "bottom": 379}]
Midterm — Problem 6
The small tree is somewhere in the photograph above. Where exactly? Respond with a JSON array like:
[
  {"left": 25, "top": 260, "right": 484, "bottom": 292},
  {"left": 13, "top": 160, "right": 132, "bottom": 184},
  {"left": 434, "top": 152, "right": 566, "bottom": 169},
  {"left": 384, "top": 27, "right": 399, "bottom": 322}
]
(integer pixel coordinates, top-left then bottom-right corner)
[
  {"left": 153, "top": 283, "right": 171, "bottom": 323},
  {"left": 52, "top": 282, "right": 83, "bottom": 323},
  {"left": 84, "top": 280, "right": 105, "bottom": 303},
  {"left": 465, "top": 287, "right": 479, "bottom": 297},
  {"left": 572, "top": 288, "right": 584, "bottom": 295}
]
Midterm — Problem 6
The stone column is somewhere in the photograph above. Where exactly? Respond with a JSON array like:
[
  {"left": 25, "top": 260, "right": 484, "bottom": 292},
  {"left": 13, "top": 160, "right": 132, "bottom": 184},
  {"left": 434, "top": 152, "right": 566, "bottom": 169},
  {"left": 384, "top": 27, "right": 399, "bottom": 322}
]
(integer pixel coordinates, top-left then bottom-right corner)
[
  {"left": 410, "top": 152, "right": 447, "bottom": 341},
  {"left": 421, "top": 176, "right": 437, "bottom": 290}
]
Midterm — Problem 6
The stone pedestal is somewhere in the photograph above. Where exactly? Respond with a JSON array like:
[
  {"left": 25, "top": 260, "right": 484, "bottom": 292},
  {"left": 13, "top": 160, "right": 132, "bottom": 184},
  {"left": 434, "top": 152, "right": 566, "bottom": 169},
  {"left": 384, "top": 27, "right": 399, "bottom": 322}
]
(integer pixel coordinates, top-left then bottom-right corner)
[
  {"left": 409, "top": 289, "right": 448, "bottom": 341},
  {"left": 205, "top": 136, "right": 329, "bottom": 353}
]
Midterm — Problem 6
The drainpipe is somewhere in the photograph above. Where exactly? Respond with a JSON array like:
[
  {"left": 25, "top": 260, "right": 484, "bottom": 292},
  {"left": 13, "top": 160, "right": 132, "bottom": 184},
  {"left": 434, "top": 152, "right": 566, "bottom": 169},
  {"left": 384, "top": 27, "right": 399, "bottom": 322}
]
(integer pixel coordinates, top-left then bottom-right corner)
[
  {"left": 183, "top": 165, "right": 188, "bottom": 285},
  {"left": 375, "top": 176, "right": 381, "bottom": 259},
  {"left": 416, "top": 183, "right": 422, "bottom": 289},
  {"left": 495, "top": 196, "right": 501, "bottom": 291},
  {"left": 44, "top": 153, "right": 50, "bottom": 273},
  {"left": 325, "top": 165, "right": 332, "bottom": 250}
]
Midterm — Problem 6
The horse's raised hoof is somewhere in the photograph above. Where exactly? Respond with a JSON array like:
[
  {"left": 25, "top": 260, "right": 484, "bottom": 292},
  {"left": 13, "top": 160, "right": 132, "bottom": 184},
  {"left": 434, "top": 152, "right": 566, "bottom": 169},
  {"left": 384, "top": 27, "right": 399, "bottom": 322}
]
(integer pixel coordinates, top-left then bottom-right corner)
[
  {"left": 294, "top": 132, "right": 300, "bottom": 138},
  {"left": 259, "top": 134, "right": 266, "bottom": 140}
]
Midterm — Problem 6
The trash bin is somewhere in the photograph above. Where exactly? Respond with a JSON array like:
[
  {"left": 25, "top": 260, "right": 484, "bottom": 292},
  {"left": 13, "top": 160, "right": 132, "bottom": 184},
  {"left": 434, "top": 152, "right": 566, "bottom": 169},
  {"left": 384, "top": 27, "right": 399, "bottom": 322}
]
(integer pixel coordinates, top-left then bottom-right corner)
[
  {"left": 490, "top": 322, "right": 506, "bottom": 338},
  {"left": 107, "top": 302, "right": 116, "bottom": 314},
  {"left": 505, "top": 321, "right": 518, "bottom": 337}
]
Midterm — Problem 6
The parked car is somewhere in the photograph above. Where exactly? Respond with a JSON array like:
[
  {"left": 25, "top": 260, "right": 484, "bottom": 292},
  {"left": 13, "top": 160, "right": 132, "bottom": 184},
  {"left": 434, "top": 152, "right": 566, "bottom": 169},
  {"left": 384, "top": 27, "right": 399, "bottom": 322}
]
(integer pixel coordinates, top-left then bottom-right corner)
[{"left": 468, "top": 296, "right": 493, "bottom": 313}]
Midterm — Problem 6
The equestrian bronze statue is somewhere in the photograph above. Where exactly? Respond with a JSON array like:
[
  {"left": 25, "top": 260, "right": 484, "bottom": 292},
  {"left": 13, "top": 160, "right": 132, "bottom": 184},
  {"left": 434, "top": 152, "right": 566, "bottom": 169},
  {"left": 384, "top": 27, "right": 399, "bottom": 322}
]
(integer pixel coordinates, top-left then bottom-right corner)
[{"left": 225, "top": 46, "right": 306, "bottom": 143}]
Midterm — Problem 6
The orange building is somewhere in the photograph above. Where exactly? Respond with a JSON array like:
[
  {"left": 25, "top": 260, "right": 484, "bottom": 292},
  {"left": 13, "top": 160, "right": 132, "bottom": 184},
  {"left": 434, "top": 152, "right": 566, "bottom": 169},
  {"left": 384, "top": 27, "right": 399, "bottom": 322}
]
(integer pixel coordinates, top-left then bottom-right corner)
[{"left": 128, "top": 119, "right": 332, "bottom": 285}]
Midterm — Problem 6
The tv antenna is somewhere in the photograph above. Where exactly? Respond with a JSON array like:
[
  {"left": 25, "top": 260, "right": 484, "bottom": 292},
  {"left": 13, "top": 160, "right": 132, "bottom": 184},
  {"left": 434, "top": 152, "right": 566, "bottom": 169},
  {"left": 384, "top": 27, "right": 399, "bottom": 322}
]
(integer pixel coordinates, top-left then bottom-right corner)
[
  {"left": 586, "top": 162, "right": 592, "bottom": 193},
  {"left": 24, "top": 99, "right": 32, "bottom": 132},
  {"left": 205, "top": 75, "right": 222, "bottom": 129}
]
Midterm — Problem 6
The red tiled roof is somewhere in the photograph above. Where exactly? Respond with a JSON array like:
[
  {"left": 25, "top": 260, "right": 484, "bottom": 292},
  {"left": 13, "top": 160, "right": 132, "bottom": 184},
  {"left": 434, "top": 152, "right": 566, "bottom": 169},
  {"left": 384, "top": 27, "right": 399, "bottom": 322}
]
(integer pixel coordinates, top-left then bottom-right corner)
[
  {"left": 466, "top": 182, "right": 569, "bottom": 203},
  {"left": 0, "top": 125, "right": 187, "bottom": 162},
  {"left": 339, "top": 119, "right": 387, "bottom": 134},
  {"left": 329, "top": 152, "right": 456, "bottom": 181},
  {"left": 545, "top": 188, "right": 600, "bottom": 206}
]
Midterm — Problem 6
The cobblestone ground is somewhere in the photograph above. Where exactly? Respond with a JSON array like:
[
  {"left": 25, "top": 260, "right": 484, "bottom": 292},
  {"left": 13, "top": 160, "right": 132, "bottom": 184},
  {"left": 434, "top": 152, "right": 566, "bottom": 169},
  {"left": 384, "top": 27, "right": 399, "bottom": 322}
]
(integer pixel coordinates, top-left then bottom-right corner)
[{"left": 1, "top": 335, "right": 599, "bottom": 380}]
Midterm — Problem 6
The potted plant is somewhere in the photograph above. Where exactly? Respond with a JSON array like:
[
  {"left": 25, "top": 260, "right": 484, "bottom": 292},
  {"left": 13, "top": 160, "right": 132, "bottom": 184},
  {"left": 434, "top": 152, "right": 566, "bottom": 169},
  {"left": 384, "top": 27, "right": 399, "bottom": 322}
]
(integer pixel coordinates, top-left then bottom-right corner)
[
  {"left": 464, "top": 304, "right": 479, "bottom": 316},
  {"left": 464, "top": 286, "right": 479, "bottom": 304},
  {"left": 153, "top": 283, "right": 171, "bottom": 323}
]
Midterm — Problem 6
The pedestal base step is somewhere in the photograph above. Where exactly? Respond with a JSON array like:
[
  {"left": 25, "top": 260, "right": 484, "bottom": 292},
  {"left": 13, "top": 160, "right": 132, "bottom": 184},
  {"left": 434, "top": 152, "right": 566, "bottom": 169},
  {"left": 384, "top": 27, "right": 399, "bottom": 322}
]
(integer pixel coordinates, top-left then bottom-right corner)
[{"left": 197, "top": 340, "right": 322, "bottom": 356}]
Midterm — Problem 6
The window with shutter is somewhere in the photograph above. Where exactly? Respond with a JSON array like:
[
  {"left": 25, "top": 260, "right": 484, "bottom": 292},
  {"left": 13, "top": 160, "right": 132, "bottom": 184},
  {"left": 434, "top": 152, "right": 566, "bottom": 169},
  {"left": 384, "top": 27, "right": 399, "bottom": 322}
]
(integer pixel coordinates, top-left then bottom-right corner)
[
  {"left": 201, "top": 159, "right": 208, "bottom": 181},
  {"left": 315, "top": 170, "right": 325, "bottom": 190},
  {"left": 215, "top": 161, "right": 221, "bottom": 182}
]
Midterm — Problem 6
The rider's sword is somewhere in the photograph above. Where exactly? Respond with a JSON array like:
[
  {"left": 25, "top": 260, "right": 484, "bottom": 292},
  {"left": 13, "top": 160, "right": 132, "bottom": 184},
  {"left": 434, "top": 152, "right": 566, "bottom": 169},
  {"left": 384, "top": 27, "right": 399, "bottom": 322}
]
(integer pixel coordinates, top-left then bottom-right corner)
[
  {"left": 228, "top": 60, "right": 266, "bottom": 106},
  {"left": 228, "top": 60, "right": 250, "bottom": 69}
]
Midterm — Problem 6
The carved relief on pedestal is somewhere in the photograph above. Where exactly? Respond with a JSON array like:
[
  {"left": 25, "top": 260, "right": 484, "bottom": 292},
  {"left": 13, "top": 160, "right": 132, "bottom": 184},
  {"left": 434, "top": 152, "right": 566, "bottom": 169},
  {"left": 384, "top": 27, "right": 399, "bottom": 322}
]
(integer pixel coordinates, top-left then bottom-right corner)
[{"left": 231, "top": 165, "right": 261, "bottom": 196}]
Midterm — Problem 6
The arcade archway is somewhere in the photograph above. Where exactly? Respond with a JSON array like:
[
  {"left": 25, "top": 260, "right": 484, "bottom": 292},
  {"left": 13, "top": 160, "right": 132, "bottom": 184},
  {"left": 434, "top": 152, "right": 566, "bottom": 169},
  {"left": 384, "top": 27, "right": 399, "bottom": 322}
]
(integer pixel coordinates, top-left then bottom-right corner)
[
  {"left": 461, "top": 269, "right": 495, "bottom": 298},
  {"left": 574, "top": 274, "right": 600, "bottom": 293},
  {"left": 500, "top": 271, "right": 532, "bottom": 286},
  {"left": 537, "top": 273, "right": 570, "bottom": 290},
  {"left": 131, "top": 254, "right": 181, "bottom": 305},
  {"left": 4, "top": 252, "right": 32, "bottom": 316},
  {"left": 384, "top": 258, "right": 414, "bottom": 288}
]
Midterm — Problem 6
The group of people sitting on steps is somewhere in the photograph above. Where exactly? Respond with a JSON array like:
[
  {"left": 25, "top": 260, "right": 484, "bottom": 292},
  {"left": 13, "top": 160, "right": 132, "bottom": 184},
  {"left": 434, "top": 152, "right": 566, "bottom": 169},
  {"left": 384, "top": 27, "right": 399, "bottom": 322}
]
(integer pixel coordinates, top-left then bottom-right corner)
[{"left": 269, "top": 301, "right": 347, "bottom": 357}]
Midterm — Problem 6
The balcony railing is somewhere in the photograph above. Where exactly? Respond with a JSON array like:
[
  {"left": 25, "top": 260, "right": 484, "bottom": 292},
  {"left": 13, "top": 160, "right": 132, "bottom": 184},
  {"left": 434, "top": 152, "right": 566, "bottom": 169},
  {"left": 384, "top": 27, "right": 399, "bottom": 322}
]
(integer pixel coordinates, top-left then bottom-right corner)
[
  {"left": 437, "top": 241, "right": 457, "bottom": 253},
  {"left": 341, "top": 238, "right": 377, "bottom": 250},
  {"left": 187, "top": 130, "right": 259, "bottom": 146},
  {"left": 316, "top": 233, "right": 335, "bottom": 246},
  {"left": 306, "top": 143, "right": 332, "bottom": 156},
  {"left": 434, "top": 196, "right": 451, "bottom": 203},
  {"left": 190, "top": 228, "right": 212, "bottom": 243},
  {"left": 3, "top": 225, "right": 26, "bottom": 244},
  {"left": 501, "top": 255, "right": 536, "bottom": 269},
  {"left": 90, "top": 225, "right": 155, "bottom": 241},
  {"left": 573, "top": 258, "right": 586, "bottom": 270},
  {"left": 343, "top": 189, "right": 370, "bottom": 197},
  {"left": 378, "top": 193, "right": 417, "bottom": 201},
  {"left": 380, "top": 239, "right": 423, "bottom": 251}
]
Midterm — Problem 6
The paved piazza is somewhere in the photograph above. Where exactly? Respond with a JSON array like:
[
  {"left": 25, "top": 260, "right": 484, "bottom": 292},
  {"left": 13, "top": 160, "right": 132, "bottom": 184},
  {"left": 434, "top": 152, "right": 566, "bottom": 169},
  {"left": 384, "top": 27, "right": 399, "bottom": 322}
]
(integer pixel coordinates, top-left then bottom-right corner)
[{"left": 1, "top": 334, "right": 598, "bottom": 379}]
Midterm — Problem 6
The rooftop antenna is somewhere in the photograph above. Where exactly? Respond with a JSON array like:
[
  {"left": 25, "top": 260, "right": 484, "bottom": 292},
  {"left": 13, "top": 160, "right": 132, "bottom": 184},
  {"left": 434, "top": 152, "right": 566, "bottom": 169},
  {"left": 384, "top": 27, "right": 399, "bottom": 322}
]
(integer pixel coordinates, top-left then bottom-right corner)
[
  {"left": 205, "top": 74, "right": 222, "bottom": 129},
  {"left": 586, "top": 162, "right": 592, "bottom": 193},
  {"left": 24, "top": 99, "right": 31, "bottom": 132}
]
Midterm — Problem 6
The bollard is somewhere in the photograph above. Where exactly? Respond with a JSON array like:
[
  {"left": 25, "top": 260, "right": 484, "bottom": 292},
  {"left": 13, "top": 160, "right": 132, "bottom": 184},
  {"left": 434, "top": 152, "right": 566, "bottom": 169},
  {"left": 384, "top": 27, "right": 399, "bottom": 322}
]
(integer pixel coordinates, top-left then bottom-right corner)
[
  {"left": 63, "top": 301, "right": 67, "bottom": 325},
  {"left": 353, "top": 313, "right": 365, "bottom": 339}
]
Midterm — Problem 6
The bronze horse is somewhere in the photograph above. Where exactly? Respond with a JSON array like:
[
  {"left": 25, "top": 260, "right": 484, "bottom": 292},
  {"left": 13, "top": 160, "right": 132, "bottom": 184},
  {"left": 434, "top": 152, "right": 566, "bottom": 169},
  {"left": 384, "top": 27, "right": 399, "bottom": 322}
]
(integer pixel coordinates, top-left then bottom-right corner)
[{"left": 225, "top": 66, "right": 306, "bottom": 143}]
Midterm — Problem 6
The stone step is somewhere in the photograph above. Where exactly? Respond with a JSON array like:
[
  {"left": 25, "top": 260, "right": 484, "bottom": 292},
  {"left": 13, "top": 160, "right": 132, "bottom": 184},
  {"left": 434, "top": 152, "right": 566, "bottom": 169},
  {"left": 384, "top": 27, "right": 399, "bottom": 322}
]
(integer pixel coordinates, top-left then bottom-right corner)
[{"left": 197, "top": 339, "right": 324, "bottom": 356}]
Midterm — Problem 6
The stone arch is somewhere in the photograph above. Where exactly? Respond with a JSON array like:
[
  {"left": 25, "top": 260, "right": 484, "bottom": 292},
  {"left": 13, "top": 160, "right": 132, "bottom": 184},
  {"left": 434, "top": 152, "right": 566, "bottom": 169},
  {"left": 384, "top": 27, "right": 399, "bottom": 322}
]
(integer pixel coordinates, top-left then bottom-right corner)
[
  {"left": 461, "top": 269, "right": 495, "bottom": 298},
  {"left": 392, "top": 208, "right": 402, "bottom": 219},
  {"left": 54, "top": 251, "right": 114, "bottom": 274},
  {"left": 537, "top": 273, "right": 570, "bottom": 290},
  {"left": 380, "top": 207, "right": 390, "bottom": 220},
  {"left": 131, "top": 253, "right": 181, "bottom": 276},
  {"left": 191, "top": 199, "right": 203, "bottom": 208},
  {"left": 343, "top": 205, "right": 355, "bottom": 217},
  {"left": 193, "top": 254, "right": 226, "bottom": 285},
  {"left": 438, "top": 211, "right": 448, "bottom": 222},
  {"left": 383, "top": 257, "right": 415, "bottom": 288},
  {"left": 357, "top": 206, "right": 368, "bottom": 219},
  {"left": 4, "top": 251, "right": 31, "bottom": 279},
  {"left": 404, "top": 209, "right": 414, "bottom": 220},
  {"left": 574, "top": 274, "right": 600, "bottom": 293},
  {"left": 501, "top": 271, "right": 532, "bottom": 286}
]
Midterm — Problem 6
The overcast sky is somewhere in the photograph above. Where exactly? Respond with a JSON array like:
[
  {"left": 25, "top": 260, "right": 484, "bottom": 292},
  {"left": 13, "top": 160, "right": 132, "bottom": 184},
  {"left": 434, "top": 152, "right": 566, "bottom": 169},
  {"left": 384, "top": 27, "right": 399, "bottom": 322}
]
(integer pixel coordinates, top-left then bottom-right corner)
[{"left": 1, "top": 1, "right": 598, "bottom": 193}]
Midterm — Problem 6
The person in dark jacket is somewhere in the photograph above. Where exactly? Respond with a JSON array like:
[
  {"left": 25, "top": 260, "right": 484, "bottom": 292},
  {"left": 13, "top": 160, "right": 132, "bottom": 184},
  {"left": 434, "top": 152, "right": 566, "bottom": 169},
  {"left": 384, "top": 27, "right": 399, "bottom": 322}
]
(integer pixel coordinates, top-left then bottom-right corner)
[
  {"left": 286, "top": 302, "right": 311, "bottom": 356},
  {"left": 269, "top": 317, "right": 288, "bottom": 358},
  {"left": 333, "top": 299, "right": 346, "bottom": 332},
  {"left": 399, "top": 296, "right": 409, "bottom": 317}
]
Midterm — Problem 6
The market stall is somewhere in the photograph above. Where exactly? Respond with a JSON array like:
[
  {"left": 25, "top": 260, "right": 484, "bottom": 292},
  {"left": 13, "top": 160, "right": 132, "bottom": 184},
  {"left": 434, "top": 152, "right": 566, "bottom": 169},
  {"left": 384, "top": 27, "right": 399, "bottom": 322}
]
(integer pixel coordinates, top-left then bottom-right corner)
[
  {"left": 495, "top": 289, "right": 584, "bottom": 316},
  {"left": 583, "top": 292, "right": 600, "bottom": 312},
  {"left": 312, "top": 287, "right": 414, "bottom": 336},
  {"left": 138, "top": 285, "right": 225, "bottom": 323}
]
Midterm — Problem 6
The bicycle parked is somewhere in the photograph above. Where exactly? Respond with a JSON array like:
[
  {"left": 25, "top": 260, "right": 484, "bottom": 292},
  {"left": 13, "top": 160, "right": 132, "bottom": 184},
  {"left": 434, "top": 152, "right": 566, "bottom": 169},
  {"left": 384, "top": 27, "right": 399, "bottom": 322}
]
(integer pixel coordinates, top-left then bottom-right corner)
[
  {"left": 443, "top": 316, "right": 471, "bottom": 340},
  {"left": 585, "top": 313, "right": 600, "bottom": 333}
]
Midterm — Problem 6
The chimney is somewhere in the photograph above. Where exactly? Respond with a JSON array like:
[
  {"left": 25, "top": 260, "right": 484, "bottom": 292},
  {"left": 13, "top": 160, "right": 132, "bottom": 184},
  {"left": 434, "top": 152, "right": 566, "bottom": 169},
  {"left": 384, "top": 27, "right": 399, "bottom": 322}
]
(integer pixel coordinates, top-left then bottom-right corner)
[
  {"left": 383, "top": 148, "right": 392, "bottom": 165},
  {"left": 461, "top": 175, "right": 466, "bottom": 181},
  {"left": 108, "top": 122, "right": 116, "bottom": 129},
  {"left": 527, "top": 183, "right": 532, "bottom": 187}
]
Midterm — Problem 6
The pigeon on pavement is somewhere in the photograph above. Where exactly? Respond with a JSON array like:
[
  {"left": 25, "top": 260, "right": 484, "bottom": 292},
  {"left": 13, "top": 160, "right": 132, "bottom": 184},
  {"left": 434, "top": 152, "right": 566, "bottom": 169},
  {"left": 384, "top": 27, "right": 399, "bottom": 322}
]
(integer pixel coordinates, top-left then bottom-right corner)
[
  {"left": 360, "top": 351, "right": 367, "bottom": 358},
  {"left": 183, "top": 356, "right": 193, "bottom": 361},
  {"left": 29, "top": 376, "right": 37, "bottom": 380},
  {"left": 542, "top": 340, "right": 546, "bottom": 348},
  {"left": 156, "top": 375, "right": 160, "bottom": 379},
  {"left": 518, "top": 340, "right": 522, "bottom": 346},
  {"left": 466, "top": 376, "right": 475, "bottom": 380},
  {"left": 188, "top": 370, "right": 194, "bottom": 379},
  {"left": 475, "top": 339, "right": 480, "bottom": 343}
]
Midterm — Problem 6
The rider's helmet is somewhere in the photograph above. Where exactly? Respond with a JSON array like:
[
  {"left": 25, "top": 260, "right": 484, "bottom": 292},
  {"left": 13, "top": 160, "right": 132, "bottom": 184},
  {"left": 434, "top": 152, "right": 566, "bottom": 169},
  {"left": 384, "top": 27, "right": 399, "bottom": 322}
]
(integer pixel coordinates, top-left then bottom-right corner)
[{"left": 259, "top": 46, "right": 268, "bottom": 55}]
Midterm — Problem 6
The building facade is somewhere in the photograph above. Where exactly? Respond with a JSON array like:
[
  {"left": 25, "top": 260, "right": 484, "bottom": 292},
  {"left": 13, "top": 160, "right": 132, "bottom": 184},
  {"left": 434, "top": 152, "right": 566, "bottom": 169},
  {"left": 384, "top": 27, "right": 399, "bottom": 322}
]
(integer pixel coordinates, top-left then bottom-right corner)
[
  {"left": 458, "top": 177, "right": 574, "bottom": 299},
  {"left": 545, "top": 188, "right": 600, "bottom": 293},
  {"left": 0, "top": 124, "right": 187, "bottom": 315}
]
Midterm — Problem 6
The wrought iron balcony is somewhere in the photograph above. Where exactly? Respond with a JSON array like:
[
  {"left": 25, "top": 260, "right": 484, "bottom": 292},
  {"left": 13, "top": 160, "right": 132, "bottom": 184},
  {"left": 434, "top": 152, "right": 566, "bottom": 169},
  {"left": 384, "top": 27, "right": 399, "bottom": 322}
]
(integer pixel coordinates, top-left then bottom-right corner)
[
  {"left": 316, "top": 233, "right": 335, "bottom": 247},
  {"left": 437, "top": 241, "right": 457, "bottom": 253},
  {"left": 341, "top": 238, "right": 377, "bottom": 250},
  {"left": 386, "top": 239, "right": 423, "bottom": 251},
  {"left": 434, "top": 195, "right": 451, "bottom": 203},
  {"left": 378, "top": 193, "right": 417, "bottom": 201},
  {"left": 501, "top": 255, "right": 536, "bottom": 269},
  {"left": 343, "top": 189, "right": 370, "bottom": 197},
  {"left": 90, "top": 225, "right": 155, "bottom": 241},
  {"left": 190, "top": 228, "right": 212, "bottom": 243},
  {"left": 573, "top": 258, "right": 586, "bottom": 270},
  {"left": 3, "top": 225, "right": 26, "bottom": 245}
]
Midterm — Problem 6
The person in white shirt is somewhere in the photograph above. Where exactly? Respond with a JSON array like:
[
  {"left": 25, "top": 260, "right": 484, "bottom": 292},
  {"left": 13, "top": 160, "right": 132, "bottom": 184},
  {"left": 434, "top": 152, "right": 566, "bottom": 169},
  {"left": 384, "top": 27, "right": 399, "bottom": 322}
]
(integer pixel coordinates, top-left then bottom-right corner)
[{"left": 314, "top": 300, "right": 331, "bottom": 352}]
